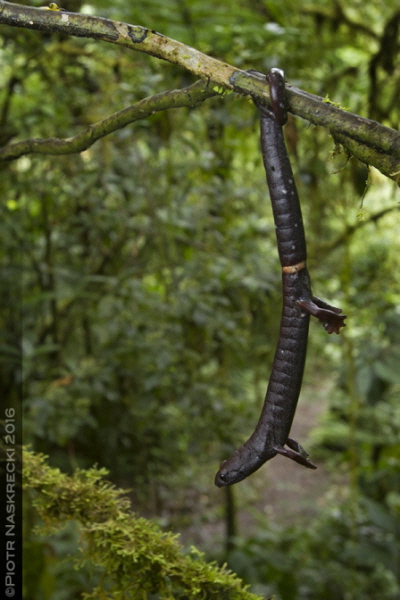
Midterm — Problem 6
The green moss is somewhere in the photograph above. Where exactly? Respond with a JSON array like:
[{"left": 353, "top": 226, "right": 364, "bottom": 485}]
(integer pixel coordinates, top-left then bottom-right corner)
[
  {"left": 210, "top": 85, "right": 232, "bottom": 96},
  {"left": 323, "top": 95, "right": 348, "bottom": 111},
  {"left": 23, "top": 448, "right": 261, "bottom": 600}
]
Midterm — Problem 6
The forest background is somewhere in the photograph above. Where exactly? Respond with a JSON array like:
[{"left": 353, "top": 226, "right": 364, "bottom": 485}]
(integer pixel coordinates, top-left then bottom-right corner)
[{"left": 1, "top": 0, "right": 400, "bottom": 598}]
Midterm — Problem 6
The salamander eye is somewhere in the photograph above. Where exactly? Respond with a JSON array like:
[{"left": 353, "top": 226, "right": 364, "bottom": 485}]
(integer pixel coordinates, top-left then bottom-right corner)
[{"left": 214, "top": 470, "right": 230, "bottom": 487}]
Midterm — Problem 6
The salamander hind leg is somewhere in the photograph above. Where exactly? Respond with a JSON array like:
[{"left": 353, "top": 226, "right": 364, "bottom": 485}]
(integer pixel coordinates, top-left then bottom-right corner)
[
  {"left": 275, "top": 438, "right": 317, "bottom": 469},
  {"left": 298, "top": 297, "right": 346, "bottom": 334}
]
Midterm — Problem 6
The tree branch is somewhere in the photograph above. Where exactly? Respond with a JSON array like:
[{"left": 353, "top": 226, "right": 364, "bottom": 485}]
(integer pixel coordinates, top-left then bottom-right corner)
[
  {"left": 320, "top": 205, "right": 400, "bottom": 257},
  {"left": 0, "top": 1, "right": 399, "bottom": 183},
  {"left": 0, "top": 80, "right": 218, "bottom": 160}
]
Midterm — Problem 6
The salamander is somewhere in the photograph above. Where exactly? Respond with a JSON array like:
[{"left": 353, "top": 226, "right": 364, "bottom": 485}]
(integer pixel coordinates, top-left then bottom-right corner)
[{"left": 215, "top": 68, "right": 346, "bottom": 487}]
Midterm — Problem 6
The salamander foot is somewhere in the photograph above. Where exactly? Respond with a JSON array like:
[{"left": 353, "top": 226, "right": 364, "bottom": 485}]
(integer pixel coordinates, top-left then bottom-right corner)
[{"left": 298, "top": 296, "right": 346, "bottom": 334}]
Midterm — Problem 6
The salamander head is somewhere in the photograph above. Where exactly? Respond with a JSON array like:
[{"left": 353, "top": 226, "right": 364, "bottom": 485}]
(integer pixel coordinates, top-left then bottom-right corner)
[
  {"left": 214, "top": 459, "right": 248, "bottom": 487},
  {"left": 214, "top": 445, "right": 277, "bottom": 487}
]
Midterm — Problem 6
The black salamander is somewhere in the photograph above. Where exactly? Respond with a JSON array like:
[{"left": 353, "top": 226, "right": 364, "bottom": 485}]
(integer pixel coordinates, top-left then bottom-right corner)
[{"left": 215, "top": 68, "right": 346, "bottom": 487}]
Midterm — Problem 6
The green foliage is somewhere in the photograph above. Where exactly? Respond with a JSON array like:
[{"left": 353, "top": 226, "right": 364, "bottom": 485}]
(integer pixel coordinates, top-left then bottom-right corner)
[
  {"left": 224, "top": 496, "right": 400, "bottom": 600},
  {"left": 23, "top": 448, "right": 261, "bottom": 600},
  {"left": 1, "top": 1, "right": 400, "bottom": 599}
]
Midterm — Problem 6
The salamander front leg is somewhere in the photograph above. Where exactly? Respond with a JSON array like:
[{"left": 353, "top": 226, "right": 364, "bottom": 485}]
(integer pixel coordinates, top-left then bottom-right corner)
[
  {"left": 275, "top": 438, "right": 317, "bottom": 469},
  {"left": 298, "top": 297, "right": 346, "bottom": 334},
  {"left": 287, "top": 437, "right": 311, "bottom": 458}
]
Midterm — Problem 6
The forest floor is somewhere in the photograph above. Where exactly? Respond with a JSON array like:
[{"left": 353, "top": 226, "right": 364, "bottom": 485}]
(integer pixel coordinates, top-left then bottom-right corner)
[
  {"left": 178, "top": 380, "right": 338, "bottom": 550},
  {"left": 242, "top": 385, "right": 333, "bottom": 528}
]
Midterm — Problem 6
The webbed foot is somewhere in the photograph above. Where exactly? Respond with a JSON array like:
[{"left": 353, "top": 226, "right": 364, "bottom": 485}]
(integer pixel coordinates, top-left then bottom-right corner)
[{"left": 298, "top": 296, "right": 346, "bottom": 334}]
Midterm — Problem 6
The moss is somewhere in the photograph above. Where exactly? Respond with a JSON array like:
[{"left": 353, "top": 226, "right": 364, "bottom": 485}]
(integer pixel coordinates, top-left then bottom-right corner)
[
  {"left": 323, "top": 95, "right": 348, "bottom": 110},
  {"left": 23, "top": 448, "right": 261, "bottom": 600}
]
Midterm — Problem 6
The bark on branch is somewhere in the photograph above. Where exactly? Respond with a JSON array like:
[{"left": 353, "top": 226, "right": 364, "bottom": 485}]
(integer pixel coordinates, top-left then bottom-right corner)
[
  {"left": 0, "top": 0, "right": 399, "bottom": 183},
  {"left": 0, "top": 81, "right": 218, "bottom": 159}
]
